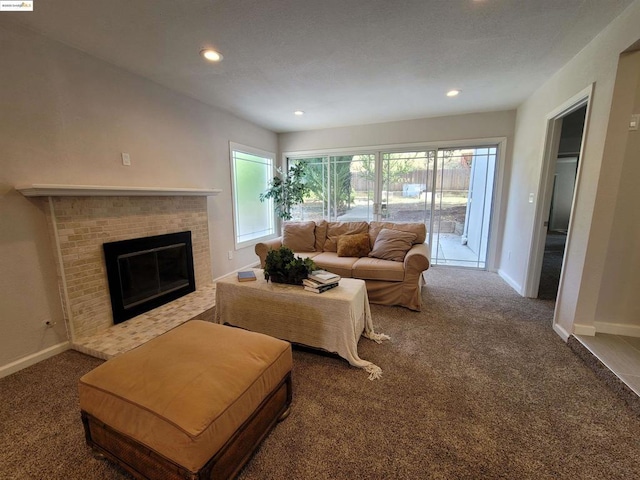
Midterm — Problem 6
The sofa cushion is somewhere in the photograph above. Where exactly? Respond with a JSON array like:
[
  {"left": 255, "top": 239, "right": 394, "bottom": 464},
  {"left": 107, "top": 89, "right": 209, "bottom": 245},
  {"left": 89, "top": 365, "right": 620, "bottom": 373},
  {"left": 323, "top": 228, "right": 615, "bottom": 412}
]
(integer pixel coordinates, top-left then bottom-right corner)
[
  {"left": 311, "top": 252, "right": 357, "bottom": 278},
  {"left": 337, "top": 233, "right": 371, "bottom": 258},
  {"left": 282, "top": 221, "right": 316, "bottom": 252},
  {"left": 314, "top": 220, "right": 328, "bottom": 252},
  {"left": 368, "top": 228, "right": 417, "bottom": 262},
  {"left": 290, "top": 252, "right": 319, "bottom": 264},
  {"left": 369, "top": 221, "right": 426, "bottom": 247},
  {"left": 353, "top": 257, "right": 405, "bottom": 282},
  {"left": 323, "top": 221, "right": 369, "bottom": 252}
]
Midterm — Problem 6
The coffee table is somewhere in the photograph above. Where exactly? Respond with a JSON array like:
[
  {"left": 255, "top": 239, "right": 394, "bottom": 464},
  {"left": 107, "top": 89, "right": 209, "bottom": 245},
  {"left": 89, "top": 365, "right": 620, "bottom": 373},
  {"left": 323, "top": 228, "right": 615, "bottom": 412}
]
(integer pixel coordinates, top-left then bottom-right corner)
[{"left": 215, "top": 269, "right": 389, "bottom": 379}]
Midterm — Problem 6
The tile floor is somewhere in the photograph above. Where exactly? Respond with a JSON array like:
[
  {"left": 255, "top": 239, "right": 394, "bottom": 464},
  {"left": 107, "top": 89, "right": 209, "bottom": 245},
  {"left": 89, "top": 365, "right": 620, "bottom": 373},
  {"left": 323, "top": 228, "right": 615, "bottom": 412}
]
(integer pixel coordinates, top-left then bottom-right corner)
[
  {"left": 433, "top": 233, "right": 486, "bottom": 269},
  {"left": 575, "top": 333, "right": 640, "bottom": 396}
]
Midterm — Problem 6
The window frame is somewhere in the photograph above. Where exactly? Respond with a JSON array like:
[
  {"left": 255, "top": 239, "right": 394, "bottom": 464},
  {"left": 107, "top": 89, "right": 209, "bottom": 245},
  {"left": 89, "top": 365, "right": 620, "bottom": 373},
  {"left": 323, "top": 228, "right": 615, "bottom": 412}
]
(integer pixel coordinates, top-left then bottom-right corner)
[{"left": 229, "top": 142, "right": 277, "bottom": 250}]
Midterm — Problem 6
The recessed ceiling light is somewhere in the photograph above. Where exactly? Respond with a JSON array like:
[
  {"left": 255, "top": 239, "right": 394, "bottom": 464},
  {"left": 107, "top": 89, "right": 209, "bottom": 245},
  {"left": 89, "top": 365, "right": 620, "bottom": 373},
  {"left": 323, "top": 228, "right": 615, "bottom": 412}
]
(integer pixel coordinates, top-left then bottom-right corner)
[
  {"left": 294, "top": 110, "right": 305, "bottom": 116},
  {"left": 200, "top": 49, "right": 223, "bottom": 62},
  {"left": 446, "top": 89, "right": 461, "bottom": 97}
]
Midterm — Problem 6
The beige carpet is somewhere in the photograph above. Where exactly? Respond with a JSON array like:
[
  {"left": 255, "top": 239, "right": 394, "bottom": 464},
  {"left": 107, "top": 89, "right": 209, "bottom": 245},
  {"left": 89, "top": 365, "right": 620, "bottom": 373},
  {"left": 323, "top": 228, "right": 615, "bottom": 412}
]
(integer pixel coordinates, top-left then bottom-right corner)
[{"left": 2, "top": 267, "right": 639, "bottom": 479}]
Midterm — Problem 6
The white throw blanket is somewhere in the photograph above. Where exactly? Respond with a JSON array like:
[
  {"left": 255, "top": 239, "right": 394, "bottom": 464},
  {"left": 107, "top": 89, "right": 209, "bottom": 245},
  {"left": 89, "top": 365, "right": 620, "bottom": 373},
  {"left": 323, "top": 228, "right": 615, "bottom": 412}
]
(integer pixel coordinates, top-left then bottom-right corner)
[{"left": 216, "top": 270, "right": 390, "bottom": 380}]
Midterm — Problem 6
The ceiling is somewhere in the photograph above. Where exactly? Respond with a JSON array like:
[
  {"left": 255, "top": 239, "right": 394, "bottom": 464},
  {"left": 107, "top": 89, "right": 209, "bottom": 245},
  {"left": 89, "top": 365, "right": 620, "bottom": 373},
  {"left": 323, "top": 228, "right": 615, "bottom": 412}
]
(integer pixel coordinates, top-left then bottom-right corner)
[{"left": 5, "top": 0, "right": 635, "bottom": 133}]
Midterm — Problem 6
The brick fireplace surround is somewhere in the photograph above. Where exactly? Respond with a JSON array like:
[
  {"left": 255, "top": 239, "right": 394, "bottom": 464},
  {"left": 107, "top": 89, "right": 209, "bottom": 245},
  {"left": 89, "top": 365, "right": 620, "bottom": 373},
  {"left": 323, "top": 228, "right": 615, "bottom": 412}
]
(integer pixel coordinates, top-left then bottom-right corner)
[{"left": 19, "top": 186, "right": 221, "bottom": 359}]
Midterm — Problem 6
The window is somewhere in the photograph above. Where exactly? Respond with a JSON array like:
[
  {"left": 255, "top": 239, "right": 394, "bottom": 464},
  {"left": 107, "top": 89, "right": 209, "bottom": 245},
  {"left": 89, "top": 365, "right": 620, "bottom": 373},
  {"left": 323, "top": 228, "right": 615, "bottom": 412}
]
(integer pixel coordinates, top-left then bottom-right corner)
[
  {"left": 230, "top": 142, "right": 276, "bottom": 248},
  {"left": 287, "top": 141, "right": 499, "bottom": 269}
]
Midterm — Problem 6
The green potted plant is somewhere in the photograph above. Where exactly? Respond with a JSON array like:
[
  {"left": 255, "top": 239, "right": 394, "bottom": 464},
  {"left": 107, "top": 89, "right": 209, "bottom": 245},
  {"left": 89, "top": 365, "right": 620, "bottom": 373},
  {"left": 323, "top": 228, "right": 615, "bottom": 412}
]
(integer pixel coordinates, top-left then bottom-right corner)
[
  {"left": 259, "top": 162, "right": 309, "bottom": 221},
  {"left": 263, "top": 246, "right": 316, "bottom": 285}
]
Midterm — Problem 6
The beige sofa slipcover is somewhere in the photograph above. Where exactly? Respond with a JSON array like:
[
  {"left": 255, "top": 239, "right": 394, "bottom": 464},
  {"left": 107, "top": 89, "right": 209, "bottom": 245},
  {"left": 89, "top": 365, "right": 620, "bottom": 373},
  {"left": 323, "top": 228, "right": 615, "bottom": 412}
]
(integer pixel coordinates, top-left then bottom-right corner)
[{"left": 255, "top": 221, "right": 430, "bottom": 311}]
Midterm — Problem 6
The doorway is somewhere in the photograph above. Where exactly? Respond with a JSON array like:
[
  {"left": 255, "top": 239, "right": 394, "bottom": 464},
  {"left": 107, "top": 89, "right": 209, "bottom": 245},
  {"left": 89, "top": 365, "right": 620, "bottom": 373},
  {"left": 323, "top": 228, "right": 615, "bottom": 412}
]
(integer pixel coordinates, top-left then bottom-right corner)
[
  {"left": 431, "top": 147, "right": 497, "bottom": 268},
  {"left": 526, "top": 88, "right": 590, "bottom": 299},
  {"left": 537, "top": 106, "right": 586, "bottom": 299}
]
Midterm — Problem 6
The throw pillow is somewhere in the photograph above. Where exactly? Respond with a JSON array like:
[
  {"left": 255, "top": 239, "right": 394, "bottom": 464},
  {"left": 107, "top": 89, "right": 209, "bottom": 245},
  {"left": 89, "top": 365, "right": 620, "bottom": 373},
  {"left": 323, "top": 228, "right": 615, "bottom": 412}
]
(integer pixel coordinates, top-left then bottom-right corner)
[
  {"left": 337, "top": 233, "right": 371, "bottom": 257},
  {"left": 368, "top": 228, "right": 417, "bottom": 262},
  {"left": 368, "top": 221, "right": 426, "bottom": 247},
  {"left": 323, "top": 221, "right": 369, "bottom": 252},
  {"left": 282, "top": 221, "right": 316, "bottom": 252}
]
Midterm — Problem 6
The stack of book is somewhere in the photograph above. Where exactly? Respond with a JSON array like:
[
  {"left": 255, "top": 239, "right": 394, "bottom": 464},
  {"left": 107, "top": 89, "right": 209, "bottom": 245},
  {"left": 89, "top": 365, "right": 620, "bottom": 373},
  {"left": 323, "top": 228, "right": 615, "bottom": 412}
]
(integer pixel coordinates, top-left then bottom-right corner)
[{"left": 303, "top": 270, "right": 341, "bottom": 293}]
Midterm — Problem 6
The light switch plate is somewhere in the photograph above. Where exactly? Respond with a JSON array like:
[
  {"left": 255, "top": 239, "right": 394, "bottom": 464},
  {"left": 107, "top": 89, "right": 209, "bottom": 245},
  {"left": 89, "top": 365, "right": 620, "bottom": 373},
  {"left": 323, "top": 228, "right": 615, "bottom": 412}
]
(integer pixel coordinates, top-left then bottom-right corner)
[
  {"left": 121, "top": 152, "right": 131, "bottom": 166},
  {"left": 630, "top": 114, "right": 639, "bottom": 131}
]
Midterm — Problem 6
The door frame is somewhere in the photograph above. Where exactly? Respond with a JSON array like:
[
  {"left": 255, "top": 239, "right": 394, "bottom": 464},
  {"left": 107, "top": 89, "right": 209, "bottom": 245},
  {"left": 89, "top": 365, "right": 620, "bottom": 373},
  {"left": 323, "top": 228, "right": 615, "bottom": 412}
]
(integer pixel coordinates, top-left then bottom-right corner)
[{"left": 524, "top": 85, "right": 593, "bottom": 300}]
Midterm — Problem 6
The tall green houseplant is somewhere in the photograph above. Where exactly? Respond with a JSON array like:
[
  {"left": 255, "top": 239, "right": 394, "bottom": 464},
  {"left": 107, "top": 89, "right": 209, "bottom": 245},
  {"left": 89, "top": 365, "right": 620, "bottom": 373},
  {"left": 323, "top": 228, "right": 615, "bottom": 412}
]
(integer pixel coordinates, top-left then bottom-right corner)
[{"left": 260, "top": 163, "right": 309, "bottom": 221}]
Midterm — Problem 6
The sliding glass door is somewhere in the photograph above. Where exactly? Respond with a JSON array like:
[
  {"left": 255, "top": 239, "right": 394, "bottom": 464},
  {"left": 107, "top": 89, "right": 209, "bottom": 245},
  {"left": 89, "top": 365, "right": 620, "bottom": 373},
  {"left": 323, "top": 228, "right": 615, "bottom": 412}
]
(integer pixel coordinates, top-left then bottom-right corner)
[
  {"left": 287, "top": 144, "right": 497, "bottom": 269},
  {"left": 292, "top": 154, "right": 376, "bottom": 222},
  {"left": 431, "top": 147, "right": 497, "bottom": 268},
  {"left": 379, "top": 150, "right": 435, "bottom": 225}
]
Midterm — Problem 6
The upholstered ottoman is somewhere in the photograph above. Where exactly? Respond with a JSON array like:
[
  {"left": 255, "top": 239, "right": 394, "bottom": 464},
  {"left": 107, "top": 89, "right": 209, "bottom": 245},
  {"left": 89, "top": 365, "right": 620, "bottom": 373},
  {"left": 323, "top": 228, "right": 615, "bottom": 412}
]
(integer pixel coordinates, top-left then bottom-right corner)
[{"left": 79, "top": 320, "right": 292, "bottom": 480}]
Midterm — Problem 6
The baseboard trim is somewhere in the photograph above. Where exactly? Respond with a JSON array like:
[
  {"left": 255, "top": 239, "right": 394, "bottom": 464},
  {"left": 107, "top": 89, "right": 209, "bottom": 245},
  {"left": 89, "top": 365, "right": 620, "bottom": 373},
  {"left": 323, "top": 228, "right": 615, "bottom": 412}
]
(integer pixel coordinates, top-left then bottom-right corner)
[
  {"left": 497, "top": 269, "right": 523, "bottom": 295},
  {"left": 213, "top": 263, "right": 261, "bottom": 283},
  {"left": 594, "top": 322, "right": 640, "bottom": 337},
  {"left": 573, "top": 323, "right": 597, "bottom": 336},
  {"left": 553, "top": 322, "right": 571, "bottom": 342},
  {"left": 0, "top": 341, "right": 70, "bottom": 379}
]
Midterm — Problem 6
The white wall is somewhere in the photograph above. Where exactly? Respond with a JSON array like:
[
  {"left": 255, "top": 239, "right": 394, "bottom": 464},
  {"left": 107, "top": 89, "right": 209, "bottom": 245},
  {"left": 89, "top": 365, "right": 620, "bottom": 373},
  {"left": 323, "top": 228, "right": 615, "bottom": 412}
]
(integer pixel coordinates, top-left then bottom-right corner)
[
  {"left": 279, "top": 111, "right": 516, "bottom": 153},
  {"left": 0, "top": 21, "right": 276, "bottom": 374},
  {"left": 549, "top": 158, "right": 578, "bottom": 232},
  {"left": 499, "top": 0, "right": 640, "bottom": 336},
  {"left": 594, "top": 49, "right": 640, "bottom": 335}
]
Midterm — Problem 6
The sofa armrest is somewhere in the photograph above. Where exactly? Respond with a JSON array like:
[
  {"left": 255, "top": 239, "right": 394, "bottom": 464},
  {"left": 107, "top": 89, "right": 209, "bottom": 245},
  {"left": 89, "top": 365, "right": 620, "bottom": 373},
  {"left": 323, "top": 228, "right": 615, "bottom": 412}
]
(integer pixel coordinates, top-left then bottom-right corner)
[
  {"left": 255, "top": 237, "right": 283, "bottom": 267},
  {"left": 404, "top": 243, "right": 431, "bottom": 279}
]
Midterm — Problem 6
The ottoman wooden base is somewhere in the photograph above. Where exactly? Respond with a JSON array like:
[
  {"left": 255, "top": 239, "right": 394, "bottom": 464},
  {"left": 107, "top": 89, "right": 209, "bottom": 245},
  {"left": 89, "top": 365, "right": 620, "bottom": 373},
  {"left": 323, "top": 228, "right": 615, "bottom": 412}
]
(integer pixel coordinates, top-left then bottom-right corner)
[{"left": 81, "top": 373, "right": 291, "bottom": 480}]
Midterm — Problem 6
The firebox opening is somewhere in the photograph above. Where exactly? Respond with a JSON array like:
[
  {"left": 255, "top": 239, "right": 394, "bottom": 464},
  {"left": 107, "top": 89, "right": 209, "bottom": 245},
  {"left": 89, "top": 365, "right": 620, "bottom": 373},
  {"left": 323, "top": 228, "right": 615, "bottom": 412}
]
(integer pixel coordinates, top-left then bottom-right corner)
[{"left": 104, "top": 231, "right": 196, "bottom": 324}]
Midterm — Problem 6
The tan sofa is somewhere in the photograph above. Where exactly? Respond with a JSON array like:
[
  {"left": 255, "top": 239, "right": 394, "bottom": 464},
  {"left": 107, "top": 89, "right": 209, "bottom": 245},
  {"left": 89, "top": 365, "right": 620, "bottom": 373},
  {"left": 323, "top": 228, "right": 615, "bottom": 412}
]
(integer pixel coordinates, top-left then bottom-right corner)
[{"left": 255, "top": 220, "right": 430, "bottom": 311}]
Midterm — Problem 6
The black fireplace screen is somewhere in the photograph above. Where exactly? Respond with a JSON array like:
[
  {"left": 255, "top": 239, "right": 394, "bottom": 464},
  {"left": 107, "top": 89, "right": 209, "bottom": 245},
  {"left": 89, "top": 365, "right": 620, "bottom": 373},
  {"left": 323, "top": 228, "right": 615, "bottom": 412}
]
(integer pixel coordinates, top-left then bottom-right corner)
[{"left": 103, "top": 231, "right": 196, "bottom": 324}]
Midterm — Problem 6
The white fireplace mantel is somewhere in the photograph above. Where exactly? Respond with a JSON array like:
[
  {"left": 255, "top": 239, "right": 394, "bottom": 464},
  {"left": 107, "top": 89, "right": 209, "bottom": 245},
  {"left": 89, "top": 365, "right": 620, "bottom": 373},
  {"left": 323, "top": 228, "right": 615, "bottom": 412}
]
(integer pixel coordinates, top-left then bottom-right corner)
[{"left": 16, "top": 184, "right": 222, "bottom": 197}]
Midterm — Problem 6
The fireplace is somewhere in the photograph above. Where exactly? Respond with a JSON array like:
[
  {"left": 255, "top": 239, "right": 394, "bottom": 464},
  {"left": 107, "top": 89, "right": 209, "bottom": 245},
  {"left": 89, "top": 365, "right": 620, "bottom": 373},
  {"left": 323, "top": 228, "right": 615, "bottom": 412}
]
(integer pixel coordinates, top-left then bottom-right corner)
[{"left": 103, "top": 231, "right": 196, "bottom": 324}]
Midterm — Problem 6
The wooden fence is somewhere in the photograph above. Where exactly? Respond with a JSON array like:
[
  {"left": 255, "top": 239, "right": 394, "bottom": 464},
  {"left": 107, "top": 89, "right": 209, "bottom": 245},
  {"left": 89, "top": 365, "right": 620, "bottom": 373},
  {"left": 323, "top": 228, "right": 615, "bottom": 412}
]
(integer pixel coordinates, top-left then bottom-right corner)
[{"left": 351, "top": 168, "right": 469, "bottom": 193}]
